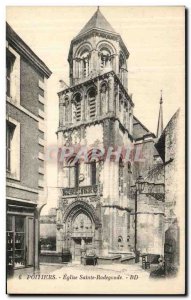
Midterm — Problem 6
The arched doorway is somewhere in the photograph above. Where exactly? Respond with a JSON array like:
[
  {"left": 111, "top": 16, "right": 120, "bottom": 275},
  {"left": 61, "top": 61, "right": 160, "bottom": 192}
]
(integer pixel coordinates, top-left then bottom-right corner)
[
  {"left": 72, "top": 212, "right": 94, "bottom": 260},
  {"left": 63, "top": 201, "right": 100, "bottom": 261}
]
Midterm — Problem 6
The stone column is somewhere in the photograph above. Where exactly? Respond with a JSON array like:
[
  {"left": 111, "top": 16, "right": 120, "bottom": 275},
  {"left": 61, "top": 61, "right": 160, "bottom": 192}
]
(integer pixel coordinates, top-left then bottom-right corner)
[
  {"left": 34, "top": 204, "right": 46, "bottom": 270},
  {"left": 82, "top": 93, "right": 86, "bottom": 121},
  {"left": 84, "top": 94, "right": 87, "bottom": 120},
  {"left": 108, "top": 74, "right": 114, "bottom": 113},
  {"left": 96, "top": 79, "right": 100, "bottom": 117},
  {"left": 109, "top": 207, "right": 113, "bottom": 251},
  {"left": 113, "top": 207, "right": 117, "bottom": 250}
]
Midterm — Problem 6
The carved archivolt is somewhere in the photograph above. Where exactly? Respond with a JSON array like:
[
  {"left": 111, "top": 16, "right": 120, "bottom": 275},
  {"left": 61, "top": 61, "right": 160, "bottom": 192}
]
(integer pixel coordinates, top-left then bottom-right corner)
[
  {"left": 74, "top": 42, "right": 93, "bottom": 58},
  {"left": 63, "top": 200, "right": 101, "bottom": 228},
  {"left": 96, "top": 40, "right": 116, "bottom": 55}
]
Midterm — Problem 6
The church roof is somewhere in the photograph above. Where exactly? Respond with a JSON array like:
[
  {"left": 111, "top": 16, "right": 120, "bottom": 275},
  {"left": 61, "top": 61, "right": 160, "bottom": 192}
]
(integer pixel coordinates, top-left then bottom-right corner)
[
  {"left": 77, "top": 8, "right": 116, "bottom": 37},
  {"left": 133, "top": 116, "right": 155, "bottom": 140}
]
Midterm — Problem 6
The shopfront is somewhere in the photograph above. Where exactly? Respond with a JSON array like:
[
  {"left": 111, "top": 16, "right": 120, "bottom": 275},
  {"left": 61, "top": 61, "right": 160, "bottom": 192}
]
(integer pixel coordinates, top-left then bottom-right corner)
[{"left": 6, "top": 199, "right": 37, "bottom": 274}]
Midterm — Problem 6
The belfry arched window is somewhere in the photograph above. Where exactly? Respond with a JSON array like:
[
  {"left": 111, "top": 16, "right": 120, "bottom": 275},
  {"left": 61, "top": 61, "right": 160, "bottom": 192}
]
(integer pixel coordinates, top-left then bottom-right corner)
[
  {"left": 73, "top": 93, "right": 82, "bottom": 122},
  {"left": 87, "top": 87, "right": 96, "bottom": 118},
  {"left": 100, "top": 48, "right": 112, "bottom": 71},
  {"left": 81, "top": 50, "right": 90, "bottom": 78}
]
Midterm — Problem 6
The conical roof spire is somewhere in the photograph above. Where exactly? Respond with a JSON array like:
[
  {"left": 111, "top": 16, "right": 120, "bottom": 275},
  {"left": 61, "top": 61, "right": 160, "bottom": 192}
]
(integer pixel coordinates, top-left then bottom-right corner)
[
  {"left": 76, "top": 7, "right": 116, "bottom": 37},
  {"left": 156, "top": 90, "right": 164, "bottom": 138}
]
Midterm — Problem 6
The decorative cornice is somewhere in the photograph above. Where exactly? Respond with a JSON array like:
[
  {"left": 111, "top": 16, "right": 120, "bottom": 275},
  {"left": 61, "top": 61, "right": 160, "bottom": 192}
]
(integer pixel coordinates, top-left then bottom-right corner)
[
  {"left": 58, "top": 70, "right": 134, "bottom": 107},
  {"left": 7, "top": 197, "right": 37, "bottom": 206},
  {"left": 56, "top": 115, "right": 134, "bottom": 142},
  {"left": 68, "top": 28, "right": 129, "bottom": 61}
]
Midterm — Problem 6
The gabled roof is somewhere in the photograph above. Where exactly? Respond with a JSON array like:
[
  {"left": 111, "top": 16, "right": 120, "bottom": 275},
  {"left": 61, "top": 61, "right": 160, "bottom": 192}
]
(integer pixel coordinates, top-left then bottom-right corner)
[
  {"left": 155, "top": 108, "right": 180, "bottom": 162},
  {"left": 77, "top": 7, "right": 116, "bottom": 37}
]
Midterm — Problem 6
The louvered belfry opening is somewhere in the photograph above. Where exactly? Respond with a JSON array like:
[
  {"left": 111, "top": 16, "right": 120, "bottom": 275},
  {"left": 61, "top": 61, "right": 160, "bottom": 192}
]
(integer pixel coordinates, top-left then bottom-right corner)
[
  {"left": 74, "top": 93, "right": 82, "bottom": 122},
  {"left": 88, "top": 88, "right": 96, "bottom": 118}
]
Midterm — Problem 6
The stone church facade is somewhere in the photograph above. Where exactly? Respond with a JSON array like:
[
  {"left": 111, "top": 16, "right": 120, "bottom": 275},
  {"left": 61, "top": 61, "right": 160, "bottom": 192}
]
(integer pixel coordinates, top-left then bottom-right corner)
[{"left": 56, "top": 8, "right": 166, "bottom": 261}]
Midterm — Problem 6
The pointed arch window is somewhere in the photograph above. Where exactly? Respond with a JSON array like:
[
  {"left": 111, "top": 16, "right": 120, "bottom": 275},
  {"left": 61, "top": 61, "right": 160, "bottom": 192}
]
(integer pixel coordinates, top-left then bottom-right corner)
[
  {"left": 88, "top": 88, "right": 96, "bottom": 118},
  {"left": 63, "top": 157, "right": 80, "bottom": 188}
]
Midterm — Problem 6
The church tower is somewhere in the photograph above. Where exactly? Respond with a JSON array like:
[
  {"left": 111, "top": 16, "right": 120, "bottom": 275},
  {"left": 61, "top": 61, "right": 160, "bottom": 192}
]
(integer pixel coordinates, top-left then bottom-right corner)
[{"left": 56, "top": 8, "right": 135, "bottom": 260}]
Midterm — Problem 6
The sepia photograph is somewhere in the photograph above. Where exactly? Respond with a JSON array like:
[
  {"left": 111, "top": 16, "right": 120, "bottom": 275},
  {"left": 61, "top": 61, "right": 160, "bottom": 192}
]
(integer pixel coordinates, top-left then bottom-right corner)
[{"left": 6, "top": 6, "right": 185, "bottom": 294}]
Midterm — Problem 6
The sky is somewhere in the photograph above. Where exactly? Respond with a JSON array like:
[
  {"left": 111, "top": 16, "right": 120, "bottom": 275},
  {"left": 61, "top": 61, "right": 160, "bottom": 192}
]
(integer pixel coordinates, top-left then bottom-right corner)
[{"left": 6, "top": 6, "right": 185, "bottom": 213}]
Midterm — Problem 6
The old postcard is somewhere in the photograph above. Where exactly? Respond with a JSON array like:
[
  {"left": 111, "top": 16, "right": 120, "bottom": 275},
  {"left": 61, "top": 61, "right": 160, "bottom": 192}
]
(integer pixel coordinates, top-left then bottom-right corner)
[{"left": 6, "top": 6, "right": 185, "bottom": 294}]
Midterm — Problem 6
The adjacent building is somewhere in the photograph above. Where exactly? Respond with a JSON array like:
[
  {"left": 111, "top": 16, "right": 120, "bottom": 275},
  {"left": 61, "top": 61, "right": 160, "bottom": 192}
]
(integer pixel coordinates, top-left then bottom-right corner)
[{"left": 6, "top": 22, "right": 52, "bottom": 273}]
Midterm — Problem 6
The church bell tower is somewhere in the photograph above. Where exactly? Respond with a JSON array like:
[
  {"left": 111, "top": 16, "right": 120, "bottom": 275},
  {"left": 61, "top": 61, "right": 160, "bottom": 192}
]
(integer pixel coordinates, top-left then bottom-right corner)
[{"left": 56, "top": 8, "right": 135, "bottom": 259}]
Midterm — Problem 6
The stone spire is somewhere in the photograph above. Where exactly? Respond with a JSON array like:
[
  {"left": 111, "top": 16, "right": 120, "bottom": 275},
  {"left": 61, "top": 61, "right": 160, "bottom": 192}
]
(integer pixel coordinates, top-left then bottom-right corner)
[
  {"left": 156, "top": 90, "right": 164, "bottom": 138},
  {"left": 76, "top": 7, "right": 116, "bottom": 37}
]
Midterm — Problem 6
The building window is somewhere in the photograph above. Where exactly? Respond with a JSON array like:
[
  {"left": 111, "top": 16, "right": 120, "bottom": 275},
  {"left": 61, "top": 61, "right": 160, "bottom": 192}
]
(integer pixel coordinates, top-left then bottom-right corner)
[
  {"left": 6, "top": 121, "right": 15, "bottom": 172},
  {"left": 6, "top": 50, "right": 16, "bottom": 97},
  {"left": 6, "top": 58, "right": 12, "bottom": 97},
  {"left": 90, "top": 160, "right": 97, "bottom": 185},
  {"left": 6, "top": 118, "right": 20, "bottom": 180},
  {"left": 88, "top": 88, "right": 96, "bottom": 118},
  {"left": 6, "top": 46, "right": 20, "bottom": 103}
]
